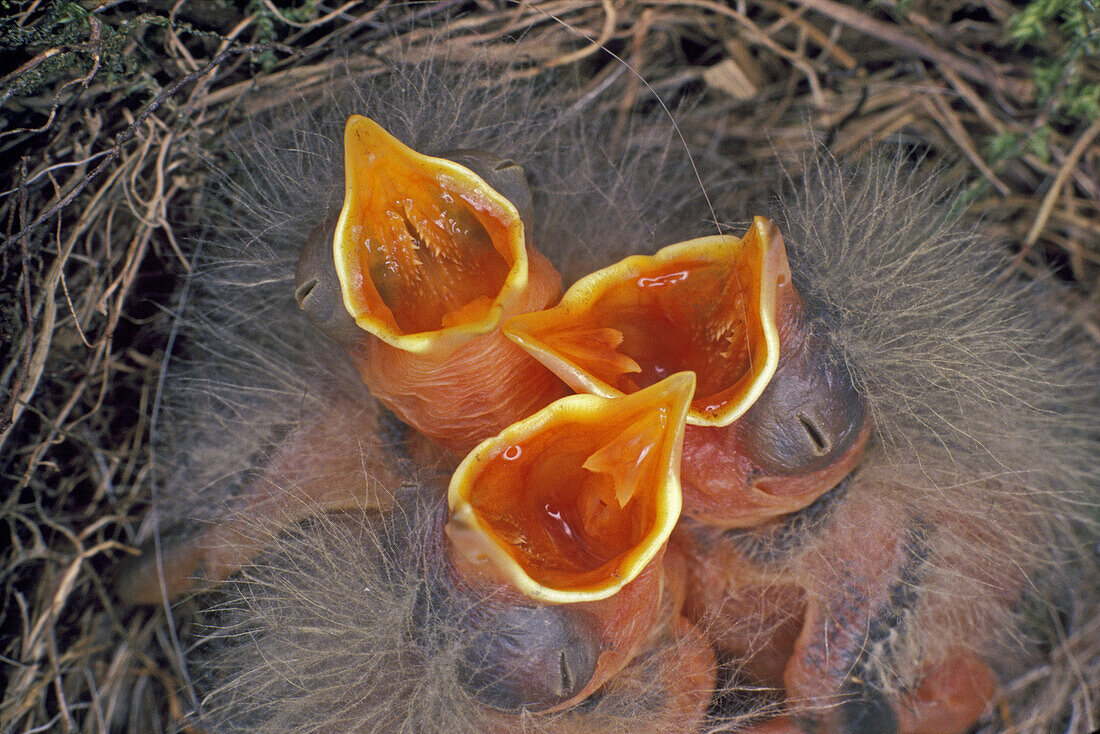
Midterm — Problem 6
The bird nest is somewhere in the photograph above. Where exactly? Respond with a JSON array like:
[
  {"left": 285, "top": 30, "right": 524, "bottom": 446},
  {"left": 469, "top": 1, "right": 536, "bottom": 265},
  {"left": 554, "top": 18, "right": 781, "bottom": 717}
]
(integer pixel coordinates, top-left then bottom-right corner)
[{"left": 1, "top": 1, "right": 1097, "bottom": 732}]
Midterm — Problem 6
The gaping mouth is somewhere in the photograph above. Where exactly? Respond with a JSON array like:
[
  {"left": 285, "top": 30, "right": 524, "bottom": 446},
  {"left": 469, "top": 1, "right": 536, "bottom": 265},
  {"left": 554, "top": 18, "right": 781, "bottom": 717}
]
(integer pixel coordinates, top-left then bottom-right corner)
[
  {"left": 334, "top": 115, "right": 529, "bottom": 355},
  {"left": 446, "top": 372, "right": 695, "bottom": 603},
  {"left": 504, "top": 217, "right": 791, "bottom": 426}
]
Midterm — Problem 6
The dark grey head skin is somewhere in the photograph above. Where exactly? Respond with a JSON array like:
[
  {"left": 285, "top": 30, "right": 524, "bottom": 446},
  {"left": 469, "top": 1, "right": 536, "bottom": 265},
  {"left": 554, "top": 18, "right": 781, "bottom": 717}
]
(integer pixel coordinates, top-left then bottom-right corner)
[
  {"left": 406, "top": 488, "right": 600, "bottom": 715},
  {"left": 738, "top": 329, "right": 867, "bottom": 477},
  {"left": 293, "top": 149, "right": 536, "bottom": 348},
  {"left": 457, "top": 602, "right": 599, "bottom": 713},
  {"left": 294, "top": 218, "right": 366, "bottom": 350}
]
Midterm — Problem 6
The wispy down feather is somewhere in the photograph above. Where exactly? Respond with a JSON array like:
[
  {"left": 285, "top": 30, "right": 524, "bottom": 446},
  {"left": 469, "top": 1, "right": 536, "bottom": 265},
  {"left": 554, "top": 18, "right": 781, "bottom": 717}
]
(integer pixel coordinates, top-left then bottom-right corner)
[{"left": 130, "top": 54, "right": 1098, "bottom": 733}]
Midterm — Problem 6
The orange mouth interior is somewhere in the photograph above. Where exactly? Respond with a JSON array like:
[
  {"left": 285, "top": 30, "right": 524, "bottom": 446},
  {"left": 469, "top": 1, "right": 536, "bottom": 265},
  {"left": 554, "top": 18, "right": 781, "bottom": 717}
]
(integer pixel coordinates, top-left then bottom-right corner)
[
  {"left": 560, "top": 258, "right": 759, "bottom": 404},
  {"left": 506, "top": 226, "right": 785, "bottom": 425},
  {"left": 448, "top": 374, "right": 693, "bottom": 598},
  {"left": 336, "top": 116, "right": 523, "bottom": 341},
  {"left": 468, "top": 411, "right": 664, "bottom": 589}
]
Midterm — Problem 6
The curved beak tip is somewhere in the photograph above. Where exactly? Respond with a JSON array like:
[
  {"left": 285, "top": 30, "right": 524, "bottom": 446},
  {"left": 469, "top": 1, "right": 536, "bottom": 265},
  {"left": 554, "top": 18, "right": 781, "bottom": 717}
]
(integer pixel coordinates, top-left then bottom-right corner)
[{"left": 333, "top": 116, "right": 530, "bottom": 354}]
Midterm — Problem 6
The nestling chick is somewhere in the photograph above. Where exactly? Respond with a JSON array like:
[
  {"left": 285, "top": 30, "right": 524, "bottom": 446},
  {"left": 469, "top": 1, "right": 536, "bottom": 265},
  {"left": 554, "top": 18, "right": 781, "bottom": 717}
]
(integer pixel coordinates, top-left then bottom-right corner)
[
  {"left": 679, "top": 156, "right": 1098, "bottom": 732},
  {"left": 118, "top": 59, "right": 725, "bottom": 732},
  {"left": 114, "top": 55, "right": 1098, "bottom": 734}
]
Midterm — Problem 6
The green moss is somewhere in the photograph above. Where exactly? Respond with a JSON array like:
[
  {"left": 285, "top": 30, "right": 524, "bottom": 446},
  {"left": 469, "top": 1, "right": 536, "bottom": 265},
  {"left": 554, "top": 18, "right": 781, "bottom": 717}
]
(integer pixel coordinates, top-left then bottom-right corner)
[
  {"left": 244, "top": 0, "right": 320, "bottom": 72},
  {"left": 1008, "top": 0, "right": 1098, "bottom": 45},
  {"left": 1008, "top": 0, "right": 1100, "bottom": 125},
  {"left": 0, "top": 2, "right": 115, "bottom": 97},
  {"left": 0, "top": 1, "right": 233, "bottom": 104},
  {"left": 986, "top": 131, "right": 1022, "bottom": 167}
]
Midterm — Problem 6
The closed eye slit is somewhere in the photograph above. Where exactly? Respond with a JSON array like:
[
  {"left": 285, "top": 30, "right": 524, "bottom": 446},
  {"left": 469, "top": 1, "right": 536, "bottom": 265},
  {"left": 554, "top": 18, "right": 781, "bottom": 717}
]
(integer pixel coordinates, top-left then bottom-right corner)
[{"left": 798, "top": 413, "right": 829, "bottom": 455}]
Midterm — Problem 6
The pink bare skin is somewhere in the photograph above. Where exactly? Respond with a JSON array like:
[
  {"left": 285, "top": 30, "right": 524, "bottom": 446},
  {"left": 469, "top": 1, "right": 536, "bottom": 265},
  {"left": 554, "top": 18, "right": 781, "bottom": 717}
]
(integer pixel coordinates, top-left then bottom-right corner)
[
  {"left": 114, "top": 398, "right": 405, "bottom": 605},
  {"left": 679, "top": 485, "right": 1003, "bottom": 734}
]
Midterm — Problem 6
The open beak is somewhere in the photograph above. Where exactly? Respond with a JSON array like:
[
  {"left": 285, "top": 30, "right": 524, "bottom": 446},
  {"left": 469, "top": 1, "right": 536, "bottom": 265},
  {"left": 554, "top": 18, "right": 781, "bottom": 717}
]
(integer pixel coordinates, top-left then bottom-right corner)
[
  {"left": 445, "top": 372, "right": 695, "bottom": 603},
  {"left": 300, "top": 116, "right": 566, "bottom": 454},
  {"left": 504, "top": 217, "right": 791, "bottom": 427},
  {"left": 334, "top": 115, "right": 533, "bottom": 355},
  {"left": 504, "top": 218, "right": 870, "bottom": 527}
]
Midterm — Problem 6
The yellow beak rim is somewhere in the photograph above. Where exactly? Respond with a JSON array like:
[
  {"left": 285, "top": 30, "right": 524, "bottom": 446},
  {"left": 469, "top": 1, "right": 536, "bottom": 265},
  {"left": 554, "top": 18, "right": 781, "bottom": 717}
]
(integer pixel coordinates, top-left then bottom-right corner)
[
  {"left": 504, "top": 218, "right": 788, "bottom": 426},
  {"left": 334, "top": 115, "right": 529, "bottom": 356},
  {"left": 445, "top": 372, "right": 695, "bottom": 604}
]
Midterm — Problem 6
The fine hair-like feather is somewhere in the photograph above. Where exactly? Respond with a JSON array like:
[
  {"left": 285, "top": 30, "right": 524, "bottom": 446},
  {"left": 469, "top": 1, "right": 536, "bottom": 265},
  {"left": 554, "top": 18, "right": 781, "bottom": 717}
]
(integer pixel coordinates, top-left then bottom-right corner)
[{"left": 136, "top": 51, "right": 1098, "bottom": 733}]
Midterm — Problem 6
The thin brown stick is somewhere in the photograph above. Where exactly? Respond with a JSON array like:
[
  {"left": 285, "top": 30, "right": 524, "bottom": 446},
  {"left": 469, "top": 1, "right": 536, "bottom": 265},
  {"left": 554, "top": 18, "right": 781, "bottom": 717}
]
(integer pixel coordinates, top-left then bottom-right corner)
[
  {"left": 790, "top": 0, "right": 1034, "bottom": 100},
  {"left": 1023, "top": 118, "right": 1100, "bottom": 248},
  {"left": 1, "top": 159, "right": 35, "bottom": 435},
  {"left": 0, "top": 42, "right": 269, "bottom": 255}
]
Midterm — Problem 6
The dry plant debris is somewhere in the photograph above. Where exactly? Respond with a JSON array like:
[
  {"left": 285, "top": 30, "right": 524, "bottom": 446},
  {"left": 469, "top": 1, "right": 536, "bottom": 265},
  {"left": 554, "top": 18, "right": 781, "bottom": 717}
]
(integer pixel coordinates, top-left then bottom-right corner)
[{"left": 1, "top": 1, "right": 1097, "bottom": 732}]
